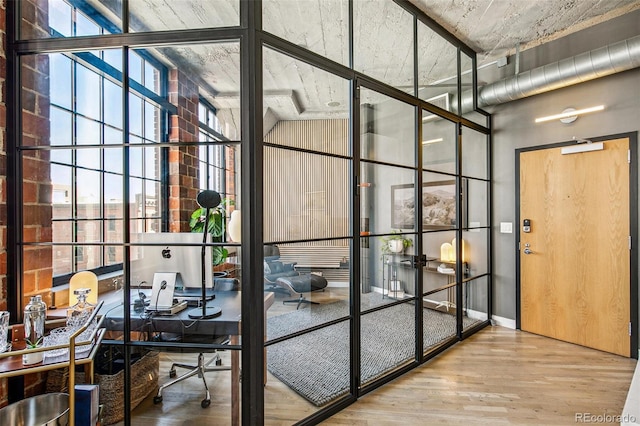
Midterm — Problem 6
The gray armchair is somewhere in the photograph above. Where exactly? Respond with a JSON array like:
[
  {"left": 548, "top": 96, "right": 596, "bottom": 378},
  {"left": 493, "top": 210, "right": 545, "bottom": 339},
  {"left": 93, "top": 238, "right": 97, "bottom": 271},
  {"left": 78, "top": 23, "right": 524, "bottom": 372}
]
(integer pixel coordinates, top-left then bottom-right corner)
[
  {"left": 263, "top": 245, "right": 328, "bottom": 309},
  {"left": 263, "top": 245, "right": 299, "bottom": 290}
]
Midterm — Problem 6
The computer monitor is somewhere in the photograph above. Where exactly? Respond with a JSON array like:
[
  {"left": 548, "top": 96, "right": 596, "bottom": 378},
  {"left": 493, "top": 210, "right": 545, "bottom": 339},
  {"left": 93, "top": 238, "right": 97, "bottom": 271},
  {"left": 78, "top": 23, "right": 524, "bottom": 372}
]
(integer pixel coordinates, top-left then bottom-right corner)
[{"left": 130, "top": 232, "right": 213, "bottom": 292}]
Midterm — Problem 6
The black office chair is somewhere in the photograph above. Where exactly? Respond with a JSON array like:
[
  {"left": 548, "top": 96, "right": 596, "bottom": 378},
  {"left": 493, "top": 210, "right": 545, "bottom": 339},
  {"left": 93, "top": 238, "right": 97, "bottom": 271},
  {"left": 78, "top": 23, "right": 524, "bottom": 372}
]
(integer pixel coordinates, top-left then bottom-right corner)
[{"left": 152, "top": 278, "right": 239, "bottom": 408}]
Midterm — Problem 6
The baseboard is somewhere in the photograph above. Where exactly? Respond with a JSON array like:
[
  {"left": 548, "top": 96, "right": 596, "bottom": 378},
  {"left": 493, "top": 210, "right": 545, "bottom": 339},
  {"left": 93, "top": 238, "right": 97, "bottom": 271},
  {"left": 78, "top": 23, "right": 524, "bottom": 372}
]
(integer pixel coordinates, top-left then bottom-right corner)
[
  {"left": 466, "top": 308, "right": 489, "bottom": 322},
  {"left": 490, "top": 315, "right": 516, "bottom": 329},
  {"left": 327, "top": 281, "right": 349, "bottom": 288},
  {"left": 622, "top": 361, "right": 640, "bottom": 426}
]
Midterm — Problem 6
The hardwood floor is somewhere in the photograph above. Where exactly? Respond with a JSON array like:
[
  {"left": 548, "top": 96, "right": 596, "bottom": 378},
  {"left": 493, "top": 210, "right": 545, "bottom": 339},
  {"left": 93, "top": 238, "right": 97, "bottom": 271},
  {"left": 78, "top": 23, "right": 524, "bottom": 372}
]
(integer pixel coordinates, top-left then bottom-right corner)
[
  {"left": 118, "top": 290, "right": 637, "bottom": 425},
  {"left": 322, "top": 327, "right": 637, "bottom": 426}
]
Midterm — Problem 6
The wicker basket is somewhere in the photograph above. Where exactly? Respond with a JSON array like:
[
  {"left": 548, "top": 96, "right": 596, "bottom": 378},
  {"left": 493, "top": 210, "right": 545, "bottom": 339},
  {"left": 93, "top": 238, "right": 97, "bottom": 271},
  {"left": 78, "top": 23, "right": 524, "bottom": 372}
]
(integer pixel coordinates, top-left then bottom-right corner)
[
  {"left": 46, "top": 369, "right": 87, "bottom": 393},
  {"left": 95, "top": 350, "right": 159, "bottom": 425}
]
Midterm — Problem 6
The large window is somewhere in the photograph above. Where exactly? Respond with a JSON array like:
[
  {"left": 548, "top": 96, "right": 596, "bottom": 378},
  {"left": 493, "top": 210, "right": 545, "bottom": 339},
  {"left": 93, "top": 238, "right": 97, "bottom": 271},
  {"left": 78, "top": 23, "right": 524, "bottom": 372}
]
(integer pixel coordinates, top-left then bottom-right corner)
[
  {"left": 47, "top": 4, "right": 166, "bottom": 282},
  {"left": 198, "top": 100, "right": 233, "bottom": 198},
  {"left": 9, "top": 1, "right": 490, "bottom": 425}
]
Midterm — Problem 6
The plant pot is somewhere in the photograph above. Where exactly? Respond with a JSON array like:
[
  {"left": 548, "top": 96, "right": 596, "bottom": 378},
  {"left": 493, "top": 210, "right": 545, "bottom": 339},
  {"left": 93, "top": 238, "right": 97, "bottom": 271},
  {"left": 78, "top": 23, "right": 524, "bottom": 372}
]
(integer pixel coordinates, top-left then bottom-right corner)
[
  {"left": 22, "top": 349, "right": 44, "bottom": 365},
  {"left": 388, "top": 240, "right": 404, "bottom": 253}
]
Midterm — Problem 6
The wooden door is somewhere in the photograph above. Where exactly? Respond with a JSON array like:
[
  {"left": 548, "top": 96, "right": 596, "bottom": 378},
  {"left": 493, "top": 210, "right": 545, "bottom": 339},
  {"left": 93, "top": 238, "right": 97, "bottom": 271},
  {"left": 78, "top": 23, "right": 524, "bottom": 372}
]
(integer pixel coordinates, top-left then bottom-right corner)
[{"left": 520, "top": 137, "right": 631, "bottom": 357}]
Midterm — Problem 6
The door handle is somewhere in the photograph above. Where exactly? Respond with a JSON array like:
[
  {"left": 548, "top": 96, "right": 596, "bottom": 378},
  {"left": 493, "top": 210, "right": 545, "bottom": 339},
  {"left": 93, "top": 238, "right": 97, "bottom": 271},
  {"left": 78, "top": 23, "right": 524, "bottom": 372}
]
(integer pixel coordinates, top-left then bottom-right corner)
[{"left": 524, "top": 248, "right": 533, "bottom": 254}]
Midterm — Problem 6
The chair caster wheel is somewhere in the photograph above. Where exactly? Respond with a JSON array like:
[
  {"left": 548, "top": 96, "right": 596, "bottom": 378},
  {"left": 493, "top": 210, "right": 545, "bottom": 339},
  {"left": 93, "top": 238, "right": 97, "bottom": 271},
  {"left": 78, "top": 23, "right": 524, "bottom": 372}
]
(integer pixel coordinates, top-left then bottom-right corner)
[
  {"left": 201, "top": 399, "right": 210, "bottom": 408},
  {"left": 215, "top": 359, "right": 222, "bottom": 366},
  {"left": 169, "top": 369, "right": 176, "bottom": 378},
  {"left": 153, "top": 396, "right": 163, "bottom": 404}
]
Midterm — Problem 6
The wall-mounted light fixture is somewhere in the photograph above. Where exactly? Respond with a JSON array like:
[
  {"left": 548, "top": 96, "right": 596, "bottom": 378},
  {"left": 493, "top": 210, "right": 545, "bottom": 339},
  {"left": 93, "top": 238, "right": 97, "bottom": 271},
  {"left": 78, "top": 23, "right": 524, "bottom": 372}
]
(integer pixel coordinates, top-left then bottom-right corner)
[
  {"left": 422, "top": 138, "right": 443, "bottom": 145},
  {"left": 534, "top": 105, "right": 604, "bottom": 124}
]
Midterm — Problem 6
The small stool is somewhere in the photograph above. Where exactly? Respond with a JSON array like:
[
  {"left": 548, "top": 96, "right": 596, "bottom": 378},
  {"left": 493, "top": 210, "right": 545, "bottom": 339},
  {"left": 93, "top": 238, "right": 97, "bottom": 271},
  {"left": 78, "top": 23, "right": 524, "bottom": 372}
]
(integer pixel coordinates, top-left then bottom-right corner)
[{"left": 275, "top": 274, "right": 328, "bottom": 309}]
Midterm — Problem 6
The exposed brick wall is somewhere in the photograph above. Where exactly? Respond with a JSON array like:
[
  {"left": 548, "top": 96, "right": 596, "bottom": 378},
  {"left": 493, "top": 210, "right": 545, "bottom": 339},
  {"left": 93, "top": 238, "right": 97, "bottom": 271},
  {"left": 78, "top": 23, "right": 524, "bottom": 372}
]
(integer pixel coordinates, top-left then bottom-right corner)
[
  {"left": 21, "top": 31, "right": 53, "bottom": 309},
  {"left": 167, "top": 68, "right": 200, "bottom": 232},
  {"left": 225, "top": 145, "right": 237, "bottom": 207},
  {"left": 0, "top": 0, "right": 52, "bottom": 407}
]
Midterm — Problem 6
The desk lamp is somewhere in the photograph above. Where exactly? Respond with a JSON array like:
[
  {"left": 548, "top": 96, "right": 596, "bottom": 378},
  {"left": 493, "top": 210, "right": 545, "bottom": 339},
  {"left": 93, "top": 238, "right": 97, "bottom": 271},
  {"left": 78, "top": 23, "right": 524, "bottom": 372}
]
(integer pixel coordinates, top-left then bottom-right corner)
[{"left": 188, "top": 190, "right": 223, "bottom": 319}]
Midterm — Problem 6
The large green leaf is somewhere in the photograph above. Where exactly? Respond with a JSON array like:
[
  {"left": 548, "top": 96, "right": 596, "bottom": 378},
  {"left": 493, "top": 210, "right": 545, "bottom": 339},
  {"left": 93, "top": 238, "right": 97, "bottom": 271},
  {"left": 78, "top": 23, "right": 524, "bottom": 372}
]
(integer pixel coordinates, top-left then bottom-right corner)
[{"left": 189, "top": 203, "right": 229, "bottom": 266}]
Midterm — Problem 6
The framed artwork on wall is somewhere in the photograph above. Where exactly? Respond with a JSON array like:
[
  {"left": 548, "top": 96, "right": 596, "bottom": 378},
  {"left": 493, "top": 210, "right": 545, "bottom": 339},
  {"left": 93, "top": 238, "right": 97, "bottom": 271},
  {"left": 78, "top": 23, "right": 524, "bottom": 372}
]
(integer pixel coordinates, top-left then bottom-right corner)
[{"left": 391, "top": 180, "right": 458, "bottom": 229}]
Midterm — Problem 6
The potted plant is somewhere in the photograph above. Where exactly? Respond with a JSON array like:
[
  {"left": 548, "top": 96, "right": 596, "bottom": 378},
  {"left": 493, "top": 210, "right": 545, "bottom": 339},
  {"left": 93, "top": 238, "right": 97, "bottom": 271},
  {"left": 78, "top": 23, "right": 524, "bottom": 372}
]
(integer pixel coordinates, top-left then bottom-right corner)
[
  {"left": 380, "top": 230, "right": 413, "bottom": 257},
  {"left": 189, "top": 198, "right": 234, "bottom": 267},
  {"left": 22, "top": 336, "right": 44, "bottom": 365}
]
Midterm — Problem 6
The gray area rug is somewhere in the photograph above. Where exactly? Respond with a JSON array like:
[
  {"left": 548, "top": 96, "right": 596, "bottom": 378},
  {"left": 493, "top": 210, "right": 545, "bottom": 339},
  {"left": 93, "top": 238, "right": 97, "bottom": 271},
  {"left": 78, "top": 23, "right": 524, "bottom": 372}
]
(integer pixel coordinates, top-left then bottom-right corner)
[{"left": 266, "top": 293, "right": 479, "bottom": 406}]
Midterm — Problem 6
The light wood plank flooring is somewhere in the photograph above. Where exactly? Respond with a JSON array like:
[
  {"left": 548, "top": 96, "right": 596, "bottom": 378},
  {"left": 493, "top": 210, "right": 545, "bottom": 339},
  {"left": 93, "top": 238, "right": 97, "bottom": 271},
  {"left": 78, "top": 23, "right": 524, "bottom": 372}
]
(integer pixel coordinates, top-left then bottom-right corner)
[
  {"left": 322, "top": 327, "right": 637, "bottom": 426},
  {"left": 118, "top": 290, "right": 637, "bottom": 425}
]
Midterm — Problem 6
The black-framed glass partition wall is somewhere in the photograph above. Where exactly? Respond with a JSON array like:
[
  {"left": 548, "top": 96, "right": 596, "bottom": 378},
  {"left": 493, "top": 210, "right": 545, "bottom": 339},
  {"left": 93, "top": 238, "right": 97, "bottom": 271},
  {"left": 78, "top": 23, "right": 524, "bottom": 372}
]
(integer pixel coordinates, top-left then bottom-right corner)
[{"left": 6, "top": 0, "right": 490, "bottom": 424}]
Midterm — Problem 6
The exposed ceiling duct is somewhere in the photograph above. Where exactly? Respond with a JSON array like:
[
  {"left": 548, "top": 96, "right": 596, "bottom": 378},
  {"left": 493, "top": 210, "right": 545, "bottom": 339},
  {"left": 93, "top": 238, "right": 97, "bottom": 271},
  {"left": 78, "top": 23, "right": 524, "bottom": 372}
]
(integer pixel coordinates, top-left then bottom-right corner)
[{"left": 465, "top": 35, "right": 640, "bottom": 109}]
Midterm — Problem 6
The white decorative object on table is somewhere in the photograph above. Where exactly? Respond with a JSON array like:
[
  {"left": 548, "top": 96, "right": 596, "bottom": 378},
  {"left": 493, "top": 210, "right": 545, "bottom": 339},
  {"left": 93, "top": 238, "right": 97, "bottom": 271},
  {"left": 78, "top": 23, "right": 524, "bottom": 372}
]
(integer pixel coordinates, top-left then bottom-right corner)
[{"left": 227, "top": 210, "right": 241, "bottom": 242}]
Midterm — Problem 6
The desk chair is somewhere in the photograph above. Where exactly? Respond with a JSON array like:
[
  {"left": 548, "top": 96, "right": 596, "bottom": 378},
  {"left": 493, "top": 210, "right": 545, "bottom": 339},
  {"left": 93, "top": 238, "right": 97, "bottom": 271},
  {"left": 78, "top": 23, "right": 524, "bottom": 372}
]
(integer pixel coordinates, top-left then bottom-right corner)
[{"left": 153, "top": 278, "right": 238, "bottom": 408}]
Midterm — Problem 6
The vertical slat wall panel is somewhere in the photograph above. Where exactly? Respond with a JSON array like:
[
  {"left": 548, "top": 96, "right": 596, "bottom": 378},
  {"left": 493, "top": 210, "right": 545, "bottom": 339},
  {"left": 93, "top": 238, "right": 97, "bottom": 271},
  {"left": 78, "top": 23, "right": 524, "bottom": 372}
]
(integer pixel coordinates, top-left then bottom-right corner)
[{"left": 264, "top": 119, "right": 349, "bottom": 246}]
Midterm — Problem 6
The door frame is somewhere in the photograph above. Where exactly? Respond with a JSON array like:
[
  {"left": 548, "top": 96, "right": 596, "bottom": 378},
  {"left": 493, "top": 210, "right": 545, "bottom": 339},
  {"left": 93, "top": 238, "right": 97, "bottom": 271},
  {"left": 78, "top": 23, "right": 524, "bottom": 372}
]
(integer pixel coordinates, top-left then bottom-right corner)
[{"left": 515, "top": 132, "right": 639, "bottom": 358}]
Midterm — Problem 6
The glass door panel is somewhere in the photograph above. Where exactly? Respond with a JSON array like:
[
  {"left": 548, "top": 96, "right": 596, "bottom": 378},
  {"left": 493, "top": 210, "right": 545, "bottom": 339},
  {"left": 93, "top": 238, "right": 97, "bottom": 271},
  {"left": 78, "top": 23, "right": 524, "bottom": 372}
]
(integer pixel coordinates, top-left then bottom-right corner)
[
  {"left": 418, "top": 21, "right": 458, "bottom": 113},
  {"left": 263, "top": 0, "right": 349, "bottom": 66},
  {"left": 422, "top": 110, "right": 457, "bottom": 175},
  {"left": 465, "top": 178, "right": 489, "bottom": 229},
  {"left": 463, "top": 229, "right": 488, "bottom": 279},
  {"left": 360, "top": 300, "right": 416, "bottom": 387},
  {"left": 262, "top": 45, "right": 353, "bottom": 422},
  {"left": 354, "top": 2, "right": 415, "bottom": 95},
  {"left": 422, "top": 230, "right": 459, "bottom": 353},
  {"left": 360, "top": 234, "right": 416, "bottom": 311},
  {"left": 360, "top": 89, "right": 415, "bottom": 167},
  {"left": 359, "top": 84, "right": 417, "bottom": 390},
  {"left": 462, "top": 126, "right": 488, "bottom": 180},
  {"left": 461, "top": 51, "right": 487, "bottom": 126},
  {"left": 463, "top": 276, "right": 489, "bottom": 331}
]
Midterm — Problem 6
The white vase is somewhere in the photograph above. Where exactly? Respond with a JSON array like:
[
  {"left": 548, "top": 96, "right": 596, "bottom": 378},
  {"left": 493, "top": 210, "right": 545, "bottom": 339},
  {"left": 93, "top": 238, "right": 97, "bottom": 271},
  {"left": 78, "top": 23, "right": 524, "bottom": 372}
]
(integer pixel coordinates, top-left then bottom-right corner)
[
  {"left": 388, "top": 240, "right": 404, "bottom": 253},
  {"left": 22, "top": 349, "right": 44, "bottom": 365},
  {"left": 227, "top": 210, "right": 241, "bottom": 242}
]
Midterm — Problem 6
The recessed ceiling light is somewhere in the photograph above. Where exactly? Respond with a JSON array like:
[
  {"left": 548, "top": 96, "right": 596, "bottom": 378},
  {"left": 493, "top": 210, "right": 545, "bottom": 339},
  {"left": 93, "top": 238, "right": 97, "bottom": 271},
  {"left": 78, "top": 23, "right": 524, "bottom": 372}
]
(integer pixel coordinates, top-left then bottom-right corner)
[{"left": 326, "top": 101, "right": 341, "bottom": 107}]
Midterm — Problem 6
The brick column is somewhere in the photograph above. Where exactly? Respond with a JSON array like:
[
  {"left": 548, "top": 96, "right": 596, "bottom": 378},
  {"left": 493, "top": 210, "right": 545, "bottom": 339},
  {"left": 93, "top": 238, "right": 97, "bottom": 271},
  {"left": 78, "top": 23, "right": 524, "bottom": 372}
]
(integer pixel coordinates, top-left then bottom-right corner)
[
  {"left": 21, "top": 49, "right": 53, "bottom": 308},
  {"left": 225, "top": 145, "right": 237, "bottom": 206},
  {"left": 167, "top": 69, "right": 201, "bottom": 232},
  {"left": 0, "top": 0, "right": 52, "bottom": 406}
]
